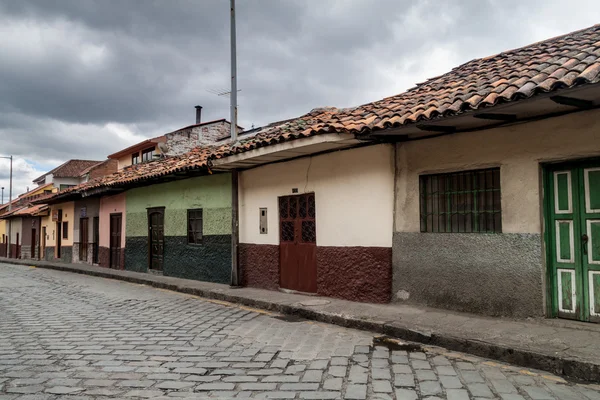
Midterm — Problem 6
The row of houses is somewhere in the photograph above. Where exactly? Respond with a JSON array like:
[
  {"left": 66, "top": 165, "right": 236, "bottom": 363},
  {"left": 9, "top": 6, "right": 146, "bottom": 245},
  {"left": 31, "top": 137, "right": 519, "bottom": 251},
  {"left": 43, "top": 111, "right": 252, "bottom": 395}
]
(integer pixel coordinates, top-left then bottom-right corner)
[{"left": 2, "top": 25, "right": 600, "bottom": 324}]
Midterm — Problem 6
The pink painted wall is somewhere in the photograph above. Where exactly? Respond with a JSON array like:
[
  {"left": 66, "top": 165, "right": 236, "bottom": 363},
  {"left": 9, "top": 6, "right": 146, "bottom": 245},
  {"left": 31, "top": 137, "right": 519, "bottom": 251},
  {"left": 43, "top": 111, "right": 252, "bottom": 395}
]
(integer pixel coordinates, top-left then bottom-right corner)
[{"left": 99, "top": 193, "right": 126, "bottom": 248}]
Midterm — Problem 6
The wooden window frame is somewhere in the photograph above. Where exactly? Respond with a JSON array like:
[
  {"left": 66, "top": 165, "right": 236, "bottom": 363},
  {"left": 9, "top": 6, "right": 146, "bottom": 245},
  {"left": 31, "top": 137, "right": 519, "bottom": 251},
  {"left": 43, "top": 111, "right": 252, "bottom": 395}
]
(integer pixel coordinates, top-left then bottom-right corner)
[
  {"left": 419, "top": 167, "right": 502, "bottom": 233},
  {"left": 187, "top": 208, "right": 203, "bottom": 245},
  {"left": 131, "top": 152, "right": 140, "bottom": 165},
  {"left": 62, "top": 221, "right": 69, "bottom": 239},
  {"left": 141, "top": 147, "right": 156, "bottom": 162}
]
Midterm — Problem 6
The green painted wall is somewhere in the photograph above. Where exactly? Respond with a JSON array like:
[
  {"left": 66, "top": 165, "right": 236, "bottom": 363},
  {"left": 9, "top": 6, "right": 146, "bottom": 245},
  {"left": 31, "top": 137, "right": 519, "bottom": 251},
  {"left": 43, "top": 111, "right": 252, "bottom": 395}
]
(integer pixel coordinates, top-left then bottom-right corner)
[{"left": 126, "top": 173, "right": 232, "bottom": 237}]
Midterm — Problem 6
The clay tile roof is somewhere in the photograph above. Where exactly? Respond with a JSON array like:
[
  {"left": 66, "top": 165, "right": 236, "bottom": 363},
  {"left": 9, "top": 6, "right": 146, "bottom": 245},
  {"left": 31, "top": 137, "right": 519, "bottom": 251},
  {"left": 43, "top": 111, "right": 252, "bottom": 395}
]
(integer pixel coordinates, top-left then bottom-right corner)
[
  {"left": 315, "top": 23, "right": 600, "bottom": 134},
  {"left": 4, "top": 204, "right": 49, "bottom": 218},
  {"left": 46, "top": 145, "right": 226, "bottom": 199},
  {"left": 34, "top": 159, "right": 103, "bottom": 182}
]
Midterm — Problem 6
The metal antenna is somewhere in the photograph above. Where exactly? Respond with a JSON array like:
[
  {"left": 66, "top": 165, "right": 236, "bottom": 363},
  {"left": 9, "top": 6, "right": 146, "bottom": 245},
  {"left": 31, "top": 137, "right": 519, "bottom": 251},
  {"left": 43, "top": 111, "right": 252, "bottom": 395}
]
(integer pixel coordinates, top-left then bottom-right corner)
[{"left": 206, "top": 88, "right": 241, "bottom": 98}]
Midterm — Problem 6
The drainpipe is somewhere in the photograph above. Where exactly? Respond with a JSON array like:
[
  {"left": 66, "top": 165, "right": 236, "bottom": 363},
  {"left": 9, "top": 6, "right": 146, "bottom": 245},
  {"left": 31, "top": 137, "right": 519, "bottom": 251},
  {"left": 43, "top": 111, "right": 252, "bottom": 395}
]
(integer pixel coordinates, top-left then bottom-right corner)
[{"left": 229, "top": 0, "right": 240, "bottom": 287}]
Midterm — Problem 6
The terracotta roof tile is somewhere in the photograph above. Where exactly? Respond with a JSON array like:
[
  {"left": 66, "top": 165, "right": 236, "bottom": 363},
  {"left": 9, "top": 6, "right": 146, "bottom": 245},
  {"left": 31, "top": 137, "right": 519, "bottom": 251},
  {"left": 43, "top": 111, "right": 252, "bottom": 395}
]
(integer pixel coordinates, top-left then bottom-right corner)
[
  {"left": 37, "top": 24, "right": 600, "bottom": 199},
  {"left": 34, "top": 159, "right": 103, "bottom": 182},
  {"left": 300, "top": 24, "right": 600, "bottom": 135}
]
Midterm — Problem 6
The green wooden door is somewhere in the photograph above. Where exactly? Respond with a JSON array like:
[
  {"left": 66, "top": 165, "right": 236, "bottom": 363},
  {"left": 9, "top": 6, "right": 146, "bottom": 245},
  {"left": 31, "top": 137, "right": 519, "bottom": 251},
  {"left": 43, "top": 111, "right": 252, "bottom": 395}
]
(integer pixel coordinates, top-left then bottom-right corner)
[{"left": 546, "top": 161, "right": 600, "bottom": 322}]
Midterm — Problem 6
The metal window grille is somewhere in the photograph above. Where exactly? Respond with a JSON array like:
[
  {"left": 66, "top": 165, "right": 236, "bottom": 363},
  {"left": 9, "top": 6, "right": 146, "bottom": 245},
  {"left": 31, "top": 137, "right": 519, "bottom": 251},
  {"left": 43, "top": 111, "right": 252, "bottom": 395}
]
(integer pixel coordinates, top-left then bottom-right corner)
[
  {"left": 420, "top": 168, "right": 502, "bottom": 233},
  {"left": 187, "top": 209, "right": 203, "bottom": 244}
]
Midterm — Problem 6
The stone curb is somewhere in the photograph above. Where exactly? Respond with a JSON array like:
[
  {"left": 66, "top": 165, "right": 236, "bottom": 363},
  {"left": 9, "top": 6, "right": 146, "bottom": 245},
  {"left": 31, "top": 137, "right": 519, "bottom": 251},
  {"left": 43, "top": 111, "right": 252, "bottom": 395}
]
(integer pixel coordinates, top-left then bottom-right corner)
[{"left": 3, "top": 258, "right": 599, "bottom": 382}]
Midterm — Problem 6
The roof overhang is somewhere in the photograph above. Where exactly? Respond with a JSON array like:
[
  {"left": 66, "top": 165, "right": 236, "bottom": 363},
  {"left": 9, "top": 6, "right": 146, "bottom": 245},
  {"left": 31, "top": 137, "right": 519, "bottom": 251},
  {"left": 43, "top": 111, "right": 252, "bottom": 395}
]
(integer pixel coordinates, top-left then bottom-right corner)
[
  {"left": 211, "top": 133, "right": 362, "bottom": 170},
  {"left": 366, "top": 84, "right": 600, "bottom": 140}
]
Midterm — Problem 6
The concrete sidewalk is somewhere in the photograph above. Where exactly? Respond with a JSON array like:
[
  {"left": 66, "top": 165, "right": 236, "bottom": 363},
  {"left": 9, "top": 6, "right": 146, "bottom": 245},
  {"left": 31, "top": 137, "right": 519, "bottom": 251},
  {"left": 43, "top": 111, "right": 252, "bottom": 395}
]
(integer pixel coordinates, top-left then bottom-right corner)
[{"left": 2, "top": 257, "right": 600, "bottom": 382}]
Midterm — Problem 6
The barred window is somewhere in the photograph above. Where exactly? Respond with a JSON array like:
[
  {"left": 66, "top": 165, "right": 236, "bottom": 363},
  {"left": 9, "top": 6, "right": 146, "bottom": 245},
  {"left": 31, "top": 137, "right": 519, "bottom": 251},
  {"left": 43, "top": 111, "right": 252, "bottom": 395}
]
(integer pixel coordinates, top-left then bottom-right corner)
[
  {"left": 187, "top": 209, "right": 203, "bottom": 244},
  {"left": 420, "top": 168, "right": 502, "bottom": 233}
]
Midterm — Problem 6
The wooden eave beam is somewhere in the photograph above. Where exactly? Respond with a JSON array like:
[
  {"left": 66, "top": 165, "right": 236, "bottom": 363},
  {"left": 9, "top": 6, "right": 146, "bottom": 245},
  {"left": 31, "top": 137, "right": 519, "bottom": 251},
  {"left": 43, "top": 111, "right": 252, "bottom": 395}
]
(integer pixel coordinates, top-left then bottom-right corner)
[
  {"left": 416, "top": 124, "right": 456, "bottom": 133},
  {"left": 473, "top": 113, "right": 517, "bottom": 121},
  {"left": 550, "top": 95, "right": 594, "bottom": 109}
]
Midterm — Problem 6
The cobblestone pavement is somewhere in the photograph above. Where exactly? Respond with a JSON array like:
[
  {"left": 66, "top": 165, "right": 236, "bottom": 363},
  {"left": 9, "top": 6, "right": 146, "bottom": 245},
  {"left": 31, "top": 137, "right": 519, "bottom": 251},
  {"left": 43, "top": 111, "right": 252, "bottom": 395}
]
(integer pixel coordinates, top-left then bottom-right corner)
[{"left": 1, "top": 264, "right": 599, "bottom": 400}]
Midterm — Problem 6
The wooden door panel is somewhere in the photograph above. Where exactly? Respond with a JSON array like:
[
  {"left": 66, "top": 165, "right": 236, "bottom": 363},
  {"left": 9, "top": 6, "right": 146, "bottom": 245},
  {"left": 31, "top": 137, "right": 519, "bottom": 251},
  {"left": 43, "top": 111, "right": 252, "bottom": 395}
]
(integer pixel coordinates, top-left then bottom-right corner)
[
  {"left": 296, "top": 244, "right": 317, "bottom": 293},
  {"left": 148, "top": 209, "right": 164, "bottom": 271},
  {"left": 547, "top": 162, "right": 600, "bottom": 323},
  {"left": 549, "top": 169, "right": 582, "bottom": 320},
  {"left": 583, "top": 167, "right": 600, "bottom": 322},
  {"left": 279, "top": 193, "right": 316, "bottom": 293},
  {"left": 110, "top": 214, "right": 122, "bottom": 269},
  {"left": 80, "top": 218, "right": 89, "bottom": 262},
  {"left": 31, "top": 229, "right": 36, "bottom": 260},
  {"left": 93, "top": 217, "right": 99, "bottom": 264}
]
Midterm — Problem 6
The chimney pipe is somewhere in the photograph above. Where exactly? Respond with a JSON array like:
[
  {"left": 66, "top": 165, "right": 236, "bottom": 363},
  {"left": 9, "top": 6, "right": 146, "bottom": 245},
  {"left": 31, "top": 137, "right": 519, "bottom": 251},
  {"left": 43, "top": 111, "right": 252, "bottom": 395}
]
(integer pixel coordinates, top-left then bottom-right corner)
[{"left": 195, "top": 105, "right": 202, "bottom": 124}]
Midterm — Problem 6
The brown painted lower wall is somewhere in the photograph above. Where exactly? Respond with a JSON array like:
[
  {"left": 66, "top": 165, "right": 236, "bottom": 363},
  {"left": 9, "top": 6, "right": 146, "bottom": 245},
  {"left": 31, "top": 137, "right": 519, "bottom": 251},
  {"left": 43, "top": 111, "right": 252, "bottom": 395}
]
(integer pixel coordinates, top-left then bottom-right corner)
[
  {"left": 241, "top": 243, "right": 280, "bottom": 290},
  {"left": 317, "top": 246, "right": 392, "bottom": 303},
  {"left": 240, "top": 243, "right": 392, "bottom": 303}
]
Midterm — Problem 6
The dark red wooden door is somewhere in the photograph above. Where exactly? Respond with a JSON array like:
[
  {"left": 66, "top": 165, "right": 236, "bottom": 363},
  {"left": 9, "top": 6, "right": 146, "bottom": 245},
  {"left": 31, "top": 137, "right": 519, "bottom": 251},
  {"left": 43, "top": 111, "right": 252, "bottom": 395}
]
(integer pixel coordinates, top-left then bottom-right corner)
[
  {"left": 148, "top": 208, "right": 164, "bottom": 271},
  {"left": 279, "top": 193, "right": 317, "bottom": 293},
  {"left": 31, "top": 228, "right": 36, "bottom": 260},
  {"left": 80, "top": 218, "right": 88, "bottom": 262},
  {"left": 109, "top": 214, "right": 122, "bottom": 269},
  {"left": 92, "top": 217, "right": 99, "bottom": 264}
]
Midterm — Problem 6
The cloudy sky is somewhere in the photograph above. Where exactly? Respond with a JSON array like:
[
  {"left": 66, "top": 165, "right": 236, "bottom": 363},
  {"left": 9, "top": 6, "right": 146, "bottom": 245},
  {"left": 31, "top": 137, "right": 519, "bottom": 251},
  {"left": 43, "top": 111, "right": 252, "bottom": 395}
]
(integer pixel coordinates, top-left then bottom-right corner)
[{"left": 1, "top": 0, "right": 600, "bottom": 198}]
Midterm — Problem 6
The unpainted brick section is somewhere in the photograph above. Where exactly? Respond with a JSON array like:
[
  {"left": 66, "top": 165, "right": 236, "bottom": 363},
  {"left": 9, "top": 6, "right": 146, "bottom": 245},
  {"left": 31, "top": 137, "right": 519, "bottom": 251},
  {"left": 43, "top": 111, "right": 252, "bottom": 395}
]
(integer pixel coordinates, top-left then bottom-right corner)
[{"left": 165, "top": 121, "right": 232, "bottom": 154}]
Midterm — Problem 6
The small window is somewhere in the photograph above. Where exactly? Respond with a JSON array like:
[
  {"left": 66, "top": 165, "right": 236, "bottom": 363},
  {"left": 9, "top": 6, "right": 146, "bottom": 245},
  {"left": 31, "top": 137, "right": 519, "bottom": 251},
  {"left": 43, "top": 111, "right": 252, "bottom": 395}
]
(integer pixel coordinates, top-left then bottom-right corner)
[
  {"left": 187, "top": 209, "right": 203, "bottom": 244},
  {"left": 132, "top": 152, "right": 140, "bottom": 165},
  {"left": 62, "top": 221, "right": 69, "bottom": 239},
  {"left": 142, "top": 147, "right": 156, "bottom": 162},
  {"left": 420, "top": 168, "right": 502, "bottom": 233},
  {"left": 59, "top": 184, "right": 75, "bottom": 191}
]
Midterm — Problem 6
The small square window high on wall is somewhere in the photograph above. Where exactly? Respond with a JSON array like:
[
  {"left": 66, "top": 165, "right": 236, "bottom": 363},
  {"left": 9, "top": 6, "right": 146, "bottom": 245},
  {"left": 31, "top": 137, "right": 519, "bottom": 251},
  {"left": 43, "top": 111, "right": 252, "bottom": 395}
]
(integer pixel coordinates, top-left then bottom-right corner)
[
  {"left": 419, "top": 168, "right": 502, "bottom": 233},
  {"left": 187, "top": 209, "right": 203, "bottom": 244}
]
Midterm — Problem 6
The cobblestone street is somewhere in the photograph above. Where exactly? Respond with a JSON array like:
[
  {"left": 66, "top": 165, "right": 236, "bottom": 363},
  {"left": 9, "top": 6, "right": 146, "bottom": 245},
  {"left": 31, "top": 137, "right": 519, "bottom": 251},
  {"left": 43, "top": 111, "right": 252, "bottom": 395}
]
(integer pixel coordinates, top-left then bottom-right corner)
[{"left": 0, "top": 264, "right": 599, "bottom": 400}]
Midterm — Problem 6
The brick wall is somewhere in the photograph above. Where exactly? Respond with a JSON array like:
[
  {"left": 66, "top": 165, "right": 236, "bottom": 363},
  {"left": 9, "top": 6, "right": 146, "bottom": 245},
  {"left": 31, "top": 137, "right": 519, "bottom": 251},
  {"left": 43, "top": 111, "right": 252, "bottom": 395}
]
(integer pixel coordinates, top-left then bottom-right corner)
[
  {"left": 89, "top": 159, "right": 118, "bottom": 180},
  {"left": 165, "top": 121, "right": 234, "bottom": 155}
]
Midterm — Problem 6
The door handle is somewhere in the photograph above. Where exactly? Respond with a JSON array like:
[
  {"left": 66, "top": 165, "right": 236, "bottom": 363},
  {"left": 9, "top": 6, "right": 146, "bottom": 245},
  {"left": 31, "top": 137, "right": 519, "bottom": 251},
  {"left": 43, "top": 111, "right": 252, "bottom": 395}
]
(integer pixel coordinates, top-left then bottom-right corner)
[{"left": 582, "top": 234, "right": 589, "bottom": 255}]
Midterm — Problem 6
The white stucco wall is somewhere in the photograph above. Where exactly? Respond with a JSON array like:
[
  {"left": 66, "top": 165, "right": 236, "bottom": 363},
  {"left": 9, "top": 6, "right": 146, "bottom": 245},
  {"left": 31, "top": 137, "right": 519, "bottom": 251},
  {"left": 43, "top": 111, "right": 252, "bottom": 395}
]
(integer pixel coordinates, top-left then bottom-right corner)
[
  {"left": 240, "top": 144, "right": 395, "bottom": 247},
  {"left": 395, "top": 109, "right": 600, "bottom": 234}
]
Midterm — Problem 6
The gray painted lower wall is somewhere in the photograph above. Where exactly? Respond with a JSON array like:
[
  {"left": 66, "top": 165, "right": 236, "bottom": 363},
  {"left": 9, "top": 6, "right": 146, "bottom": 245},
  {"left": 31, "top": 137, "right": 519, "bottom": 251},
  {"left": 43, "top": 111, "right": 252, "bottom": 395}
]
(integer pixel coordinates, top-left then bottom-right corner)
[{"left": 392, "top": 232, "right": 544, "bottom": 318}]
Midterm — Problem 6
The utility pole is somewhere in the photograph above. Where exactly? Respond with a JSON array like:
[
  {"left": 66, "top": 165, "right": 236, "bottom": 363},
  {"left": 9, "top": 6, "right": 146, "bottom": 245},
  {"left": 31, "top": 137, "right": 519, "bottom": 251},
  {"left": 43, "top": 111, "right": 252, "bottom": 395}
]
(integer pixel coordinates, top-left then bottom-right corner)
[{"left": 230, "top": 0, "right": 240, "bottom": 287}]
